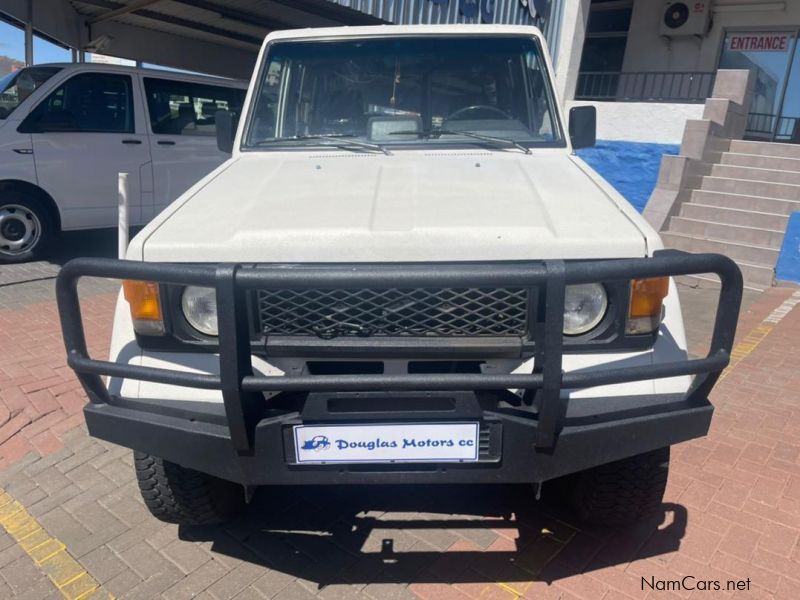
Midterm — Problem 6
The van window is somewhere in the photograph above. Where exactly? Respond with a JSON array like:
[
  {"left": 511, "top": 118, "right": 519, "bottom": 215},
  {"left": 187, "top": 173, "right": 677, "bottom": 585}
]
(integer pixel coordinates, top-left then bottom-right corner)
[
  {"left": 0, "top": 66, "right": 61, "bottom": 120},
  {"left": 21, "top": 72, "right": 134, "bottom": 133},
  {"left": 143, "top": 78, "right": 245, "bottom": 136}
]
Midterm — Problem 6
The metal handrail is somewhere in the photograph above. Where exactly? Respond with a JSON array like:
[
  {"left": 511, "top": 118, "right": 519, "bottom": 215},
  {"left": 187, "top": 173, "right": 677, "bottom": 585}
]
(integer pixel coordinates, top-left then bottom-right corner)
[
  {"left": 745, "top": 111, "right": 800, "bottom": 142},
  {"left": 575, "top": 71, "right": 716, "bottom": 103}
]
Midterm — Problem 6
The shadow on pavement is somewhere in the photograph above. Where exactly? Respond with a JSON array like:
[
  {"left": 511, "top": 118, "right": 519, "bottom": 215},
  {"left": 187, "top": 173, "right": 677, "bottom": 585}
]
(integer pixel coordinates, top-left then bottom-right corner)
[
  {"left": 49, "top": 228, "right": 141, "bottom": 264},
  {"left": 181, "top": 484, "right": 687, "bottom": 589},
  {"left": 0, "top": 228, "right": 134, "bottom": 290}
]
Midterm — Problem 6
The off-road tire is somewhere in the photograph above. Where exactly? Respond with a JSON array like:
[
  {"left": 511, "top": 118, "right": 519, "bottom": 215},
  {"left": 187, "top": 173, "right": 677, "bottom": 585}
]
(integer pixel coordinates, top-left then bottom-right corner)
[
  {"left": 566, "top": 447, "right": 669, "bottom": 526},
  {"left": 134, "top": 452, "right": 245, "bottom": 525},
  {"left": 0, "top": 192, "right": 55, "bottom": 264}
]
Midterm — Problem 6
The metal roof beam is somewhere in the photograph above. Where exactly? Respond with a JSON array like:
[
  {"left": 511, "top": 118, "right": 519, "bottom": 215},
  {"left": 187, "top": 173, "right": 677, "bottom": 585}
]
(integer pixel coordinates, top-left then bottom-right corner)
[
  {"left": 90, "top": 17, "right": 257, "bottom": 77},
  {"left": 267, "top": 0, "right": 385, "bottom": 25},
  {"left": 76, "top": 0, "right": 263, "bottom": 46},
  {"left": 0, "top": 0, "right": 84, "bottom": 49},
  {"left": 168, "top": 0, "right": 290, "bottom": 31},
  {"left": 88, "top": 0, "right": 162, "bottom": 25}
]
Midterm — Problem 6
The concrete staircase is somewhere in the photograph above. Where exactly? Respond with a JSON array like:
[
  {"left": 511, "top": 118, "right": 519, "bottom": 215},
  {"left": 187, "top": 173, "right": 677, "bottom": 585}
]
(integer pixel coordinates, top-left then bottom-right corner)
[{"left": 661, "top": 139, "right": 799, "bottom": 290}]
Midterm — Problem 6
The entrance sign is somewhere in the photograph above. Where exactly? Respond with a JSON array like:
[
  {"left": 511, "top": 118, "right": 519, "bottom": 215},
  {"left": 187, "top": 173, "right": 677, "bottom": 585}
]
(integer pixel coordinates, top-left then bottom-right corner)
[
  {"left": 720, "top": 30, "right": 799, "bottom": 142},
  {"left": 728, "top": 33, "right": 790, "bottom": 52}
]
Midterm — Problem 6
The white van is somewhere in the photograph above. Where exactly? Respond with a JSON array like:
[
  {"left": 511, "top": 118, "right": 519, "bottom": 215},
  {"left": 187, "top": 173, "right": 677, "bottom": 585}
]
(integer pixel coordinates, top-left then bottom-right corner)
[{"left": 0, "top": 63, "right": 246, "bottom": 263}]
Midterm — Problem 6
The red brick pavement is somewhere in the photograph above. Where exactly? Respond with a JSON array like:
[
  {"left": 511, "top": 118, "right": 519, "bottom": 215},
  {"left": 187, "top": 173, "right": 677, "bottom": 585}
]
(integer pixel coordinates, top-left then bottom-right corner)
[
  {"left": 1, "top": 284, "right": 800, "bottom": 599},
  {"left": 0, "top": 291, "right": 117, "bottom": 468}
]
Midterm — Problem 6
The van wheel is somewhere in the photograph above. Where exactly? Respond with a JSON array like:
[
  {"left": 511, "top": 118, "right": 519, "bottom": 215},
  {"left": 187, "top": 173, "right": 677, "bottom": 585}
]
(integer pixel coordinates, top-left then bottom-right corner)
[
  {"left": 134, "top": 452, "right": 245, "bottom": 526},
  {"left": 0, "top": 192, "right": 54, "bottom": 263},
  {"left": 566, "top": 447, "right": 669, "bottom": 526}
]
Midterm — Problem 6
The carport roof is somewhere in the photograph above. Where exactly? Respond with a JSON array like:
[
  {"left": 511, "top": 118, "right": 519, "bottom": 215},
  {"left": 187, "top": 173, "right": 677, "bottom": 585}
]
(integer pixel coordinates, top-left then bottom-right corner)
[
  {"left": 1, "top": 0, "right": 554, "bottom": 79},
  {"left": 70, "top": 0, "right": 385, "bottom": 51},
  {"left": 0, "top": 0, "right": 386, "bottom": 77}
]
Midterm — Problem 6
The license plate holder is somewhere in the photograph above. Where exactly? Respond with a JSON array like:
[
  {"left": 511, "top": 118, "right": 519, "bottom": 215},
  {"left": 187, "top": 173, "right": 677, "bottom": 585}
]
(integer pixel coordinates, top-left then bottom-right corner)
[{"left": 293, "top": 422, "right": 480, "bottom": 464}]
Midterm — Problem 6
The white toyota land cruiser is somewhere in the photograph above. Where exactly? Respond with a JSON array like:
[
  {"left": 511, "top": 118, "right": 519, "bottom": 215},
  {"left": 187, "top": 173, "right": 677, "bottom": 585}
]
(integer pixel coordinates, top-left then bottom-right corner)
[{"left": 57, "top": 25, "right": 742, "bottom": 527}]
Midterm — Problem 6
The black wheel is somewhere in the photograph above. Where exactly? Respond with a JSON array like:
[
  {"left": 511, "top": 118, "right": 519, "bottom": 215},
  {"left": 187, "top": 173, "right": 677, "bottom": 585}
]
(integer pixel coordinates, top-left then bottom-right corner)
[
  {"left": 134, "top": 452, "right": 246, "bottom": 526},
  {"left": 566, "top": 447, "right": 669, "bottom": 526},
  {"left": 0, "top": 191, "right": 55, "bottom": 263}
]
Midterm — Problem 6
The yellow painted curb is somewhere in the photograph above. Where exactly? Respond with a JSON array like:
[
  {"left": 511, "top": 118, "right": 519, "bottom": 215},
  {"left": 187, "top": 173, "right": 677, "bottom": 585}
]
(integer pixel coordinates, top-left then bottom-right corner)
[
  {"left": 489, "top": 524, "right": 576, "bottom": 599},
  {"left": 720, "top": 323, "right": 772, "bottom": 380},
  {"left": 0, "top": 489, "right": 114, "bottom": 600},
  {"left": 721, "top": 289, "right": 800, "bottom": 380}
]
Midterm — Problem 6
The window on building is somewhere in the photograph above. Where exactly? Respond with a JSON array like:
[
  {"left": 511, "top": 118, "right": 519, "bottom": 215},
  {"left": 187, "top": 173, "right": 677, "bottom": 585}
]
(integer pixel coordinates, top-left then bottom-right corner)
[
  {"left": 575, "top": 0, "right": 633, "bottom": 100},
  {"left": 578, "top": 0, "right": 633, "bottom": 74},
  {"left": 719, "top": 31, "right": 800, "bottom": 142},
  {"left": 781, "top": 40, "right": 800, "bottom": 142},
  {"left": 23, "top": 73, "right": 134, "bottom": 133},
  {"left": 143, "top": 78, "right": 245, "bottom": 136}
]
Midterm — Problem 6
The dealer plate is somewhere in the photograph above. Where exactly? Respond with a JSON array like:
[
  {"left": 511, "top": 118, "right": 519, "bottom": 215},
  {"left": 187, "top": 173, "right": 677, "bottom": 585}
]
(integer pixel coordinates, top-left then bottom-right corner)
[{"left": 293, "top": 422, "right": 480, "bottom": 464}]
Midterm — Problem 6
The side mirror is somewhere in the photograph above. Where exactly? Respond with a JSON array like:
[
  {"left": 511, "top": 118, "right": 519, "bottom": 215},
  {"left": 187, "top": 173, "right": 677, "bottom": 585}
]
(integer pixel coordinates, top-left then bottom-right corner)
[
  {"left": 569, "top": 106, "right": 596, "bottom": 150},
  {"left": 215, "top": 109, "right": 237, "bottom": 153}
]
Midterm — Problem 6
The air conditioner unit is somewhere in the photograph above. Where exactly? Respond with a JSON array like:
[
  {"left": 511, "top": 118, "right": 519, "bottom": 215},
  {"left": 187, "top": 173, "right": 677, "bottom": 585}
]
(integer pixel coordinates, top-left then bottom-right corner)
[{"left": 660, "top": 1, "right": 711, "bottom": 37}]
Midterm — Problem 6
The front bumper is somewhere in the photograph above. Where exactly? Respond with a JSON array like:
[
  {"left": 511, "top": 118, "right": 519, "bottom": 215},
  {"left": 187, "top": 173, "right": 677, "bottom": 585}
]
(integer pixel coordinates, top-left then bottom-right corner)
[{"left": 57, "top": 251, "right": 742, "bottom": 485}]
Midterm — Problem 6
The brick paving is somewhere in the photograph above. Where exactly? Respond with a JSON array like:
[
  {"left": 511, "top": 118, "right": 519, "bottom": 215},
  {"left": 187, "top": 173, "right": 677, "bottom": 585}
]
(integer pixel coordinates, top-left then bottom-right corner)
[
  {"left": 0, "top": 248, "right": 799, "bottom": 598},
  {"left": 0, "top": 280, "right": 117, "bottom": 467}
]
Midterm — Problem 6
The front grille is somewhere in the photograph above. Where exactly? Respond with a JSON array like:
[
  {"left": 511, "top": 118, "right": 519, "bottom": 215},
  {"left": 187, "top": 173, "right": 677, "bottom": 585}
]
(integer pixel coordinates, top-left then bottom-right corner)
[{"left": 254, "top": 287, "right": 529, "bottom": 337}]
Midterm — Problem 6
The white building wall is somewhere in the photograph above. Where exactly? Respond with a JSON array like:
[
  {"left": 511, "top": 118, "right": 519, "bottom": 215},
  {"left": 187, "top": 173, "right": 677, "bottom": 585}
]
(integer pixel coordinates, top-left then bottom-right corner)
[
  {"left": 570, "top": 100, "right": 704, "bottom": 143},
  {"left": 623, "top": 0, "right": 800, "bottom": 73},
  {"left": 553, "top": 0, "right": 591, "bottom": 104}
]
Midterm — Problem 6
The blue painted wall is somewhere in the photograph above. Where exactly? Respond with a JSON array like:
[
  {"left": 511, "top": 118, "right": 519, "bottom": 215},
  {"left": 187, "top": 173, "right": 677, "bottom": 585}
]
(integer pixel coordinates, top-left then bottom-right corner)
[
  {"left": 577, "top": 140, "right": 800, "bottom": 285},
  {"left": 576, "top": 141, "right": 679, "bottom": 213},
  {"left": 776, "top": 212, "right": 800, "bottom": 284}
]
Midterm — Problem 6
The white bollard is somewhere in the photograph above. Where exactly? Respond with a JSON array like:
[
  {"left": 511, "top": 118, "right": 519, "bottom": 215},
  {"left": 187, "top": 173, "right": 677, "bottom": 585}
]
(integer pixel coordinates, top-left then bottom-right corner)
[{"left": 118, "top": 172, "right": 129, "bottom": 260}]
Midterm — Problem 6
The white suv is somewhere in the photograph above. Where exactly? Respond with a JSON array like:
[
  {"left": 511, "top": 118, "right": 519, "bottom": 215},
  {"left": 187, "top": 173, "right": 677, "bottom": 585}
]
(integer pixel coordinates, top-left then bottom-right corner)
[
  {"left": 0, "top": 63, "right": 245, "bottom": 262},
  {"left": 57, "top": 25, "right": 742, "bottom": 527}
]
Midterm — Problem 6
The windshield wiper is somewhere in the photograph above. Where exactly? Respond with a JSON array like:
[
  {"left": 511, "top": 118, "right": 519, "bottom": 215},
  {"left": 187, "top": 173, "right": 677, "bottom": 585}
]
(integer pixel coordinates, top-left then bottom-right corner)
[
  {"left": 252, "top": 133, "right": 391, "bottom": 155},
  {"left": 390, "top": 128, "right": 531, "bottom": 154}
]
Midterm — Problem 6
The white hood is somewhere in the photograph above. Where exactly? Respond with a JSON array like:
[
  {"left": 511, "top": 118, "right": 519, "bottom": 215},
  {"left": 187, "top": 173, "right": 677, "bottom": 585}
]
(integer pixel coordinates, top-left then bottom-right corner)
[{"left": 140, "top": 150, "right": 649, "bottom": 263}]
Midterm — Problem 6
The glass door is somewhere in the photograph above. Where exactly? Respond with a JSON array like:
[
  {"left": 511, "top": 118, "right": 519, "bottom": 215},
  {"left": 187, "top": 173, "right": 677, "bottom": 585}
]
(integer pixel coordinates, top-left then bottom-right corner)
[
  {"left": 719, "top": 30, "right": 798, "bottom": 142},
  {"left": 778, "top": 39, "right": 800, "bottom": 143}
]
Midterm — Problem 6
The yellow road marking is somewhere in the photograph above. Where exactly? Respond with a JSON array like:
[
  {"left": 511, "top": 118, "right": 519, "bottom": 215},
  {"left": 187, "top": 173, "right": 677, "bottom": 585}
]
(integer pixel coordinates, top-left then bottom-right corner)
[
  {"left": 722, "top": 289, "right": 800, "bottom": 379},
  {"left": 486, "top": 525, "right": 576, "bottom": 599},
  {"left": 459, "top": 292, "right": 799, "bottom": 598},
  {"left": 0, "top": 489, "right": 113, "bottom": 600},
  {"left": 720, "top": 324, "right": 772, "bottom": 380}
]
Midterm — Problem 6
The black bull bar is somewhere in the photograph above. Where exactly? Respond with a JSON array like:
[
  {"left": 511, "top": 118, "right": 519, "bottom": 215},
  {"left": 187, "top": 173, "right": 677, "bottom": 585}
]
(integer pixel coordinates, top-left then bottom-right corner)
[{"left": 56, "top": 250, "right": 742, "bottom": 467}]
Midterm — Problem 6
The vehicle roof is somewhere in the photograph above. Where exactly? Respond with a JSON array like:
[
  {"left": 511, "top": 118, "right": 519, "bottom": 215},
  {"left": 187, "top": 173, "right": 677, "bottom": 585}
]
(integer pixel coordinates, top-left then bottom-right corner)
[
  {"left": 264, "top": 24, "right": 544, "bottom": 43},
  {"left": 19, "top": 62, "right": 246, "bottom": 87}
]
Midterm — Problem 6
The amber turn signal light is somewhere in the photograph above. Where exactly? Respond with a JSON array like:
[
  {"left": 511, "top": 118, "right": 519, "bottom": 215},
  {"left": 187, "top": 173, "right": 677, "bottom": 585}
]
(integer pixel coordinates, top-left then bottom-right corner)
[
  {"left": 122, "top": 280, "right": 165, "bottom": 335},
  {"left": 627, "top": 277, "right": 669, "bottom": 335}
]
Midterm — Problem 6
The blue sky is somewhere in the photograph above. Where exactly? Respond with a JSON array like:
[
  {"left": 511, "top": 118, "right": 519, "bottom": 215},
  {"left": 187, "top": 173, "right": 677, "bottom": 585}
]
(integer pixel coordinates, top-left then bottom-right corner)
[{"left": 0, "top": 20, "right": 72, "bottom": 66}]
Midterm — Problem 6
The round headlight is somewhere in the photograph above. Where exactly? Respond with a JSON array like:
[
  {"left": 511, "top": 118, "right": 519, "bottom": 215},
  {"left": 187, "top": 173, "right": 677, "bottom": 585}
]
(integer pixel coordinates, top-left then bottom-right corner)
[
  {"left": 181, "top": 286, "right": 218, "bottom": 336},
  {"left": 563, "top": 283, "right": 607, "bottom": 336}
]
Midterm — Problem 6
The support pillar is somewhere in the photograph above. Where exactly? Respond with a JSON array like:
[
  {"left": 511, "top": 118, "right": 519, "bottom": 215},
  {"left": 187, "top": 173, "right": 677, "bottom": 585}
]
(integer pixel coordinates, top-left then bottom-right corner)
[
  {"left": 24, "top": 0, "right": 33, "bottom": 66},
  {"left": 553, "top": 0, "right": 590, "bottom": 106}
]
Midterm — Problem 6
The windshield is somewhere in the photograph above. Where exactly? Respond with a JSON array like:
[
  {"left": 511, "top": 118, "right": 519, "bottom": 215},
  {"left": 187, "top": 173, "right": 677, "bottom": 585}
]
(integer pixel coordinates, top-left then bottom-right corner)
[
  {"left": 0, "top": 67, "right": 61, "bottom": 120},
  {"left": 244, "top": 36, "right": 563, "bottom": 150}
]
